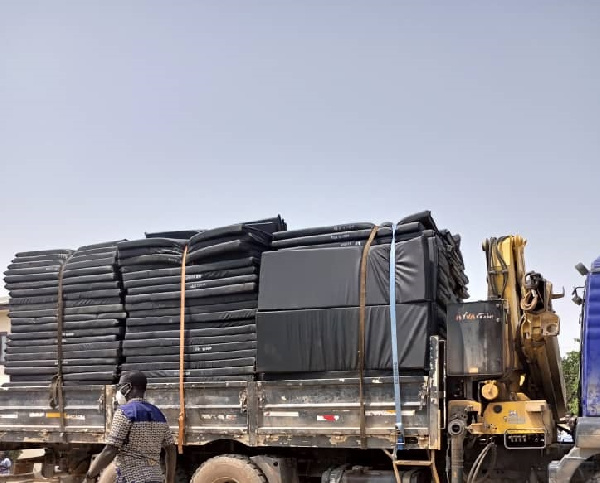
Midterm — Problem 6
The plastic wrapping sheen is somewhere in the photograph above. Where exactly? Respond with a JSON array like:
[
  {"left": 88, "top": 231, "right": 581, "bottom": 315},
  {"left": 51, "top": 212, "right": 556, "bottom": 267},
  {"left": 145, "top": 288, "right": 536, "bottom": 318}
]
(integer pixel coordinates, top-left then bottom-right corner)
[
  {"left": 258, "top": 236, "right": 431, "bottom": 310},
  {"left": 256, "top": 303, "right": 433, "bottom": 373}
]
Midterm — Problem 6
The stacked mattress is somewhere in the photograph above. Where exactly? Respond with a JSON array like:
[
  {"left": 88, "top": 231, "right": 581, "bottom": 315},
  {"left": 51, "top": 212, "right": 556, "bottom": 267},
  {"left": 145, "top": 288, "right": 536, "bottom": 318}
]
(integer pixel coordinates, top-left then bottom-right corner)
[
  {"left": 119, "top": 217, "right": 286, "bottom": 383},
  {"left": 118, "top": 238, "right": 188, "bottom": 318},
  {"left": 256, "top": 211, "right": 468, "bottom": 375},
  {"left": 3, "top": 242, "right": 126, "bottom": 386},
  {"left": 3, "top": 211, "right": 466, "bottom": 385}
]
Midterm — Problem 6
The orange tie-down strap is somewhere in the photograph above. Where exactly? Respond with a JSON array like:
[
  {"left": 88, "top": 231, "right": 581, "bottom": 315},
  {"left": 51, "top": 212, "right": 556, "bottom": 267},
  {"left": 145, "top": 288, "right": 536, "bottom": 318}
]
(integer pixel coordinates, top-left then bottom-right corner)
[
  {"left": 178, "top": 245, "right": 188, "bottom": 454},
  {"left": 358, "top": 226, "right": 379, "bottom": 448}
]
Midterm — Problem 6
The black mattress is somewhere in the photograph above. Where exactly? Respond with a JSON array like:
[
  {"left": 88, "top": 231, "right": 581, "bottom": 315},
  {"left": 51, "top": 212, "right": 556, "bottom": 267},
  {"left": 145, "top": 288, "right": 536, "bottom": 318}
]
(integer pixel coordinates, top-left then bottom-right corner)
[
  {"left": 270, "top": 222, "right": 423, "bottom": 249},
  {"left": 4, "top": 242, "right": 126, "bottom": 385},
  {"left": 256, "top": 303, "right": 438, "bottom": 373},
  {"left": 258, "top": 235, "right": 435, "bottom": 310},
  {"left": 115, "top": 219, "right": 284, "bottom": 383},
  {"left": 256, "top": 211, "right": 469, "bottom": 377},
  {"left": 259, "top": 229, "right": 467, "bottom": 312},
  {"left": 3, "top": 211, "right": 469, "bottom": 387}
]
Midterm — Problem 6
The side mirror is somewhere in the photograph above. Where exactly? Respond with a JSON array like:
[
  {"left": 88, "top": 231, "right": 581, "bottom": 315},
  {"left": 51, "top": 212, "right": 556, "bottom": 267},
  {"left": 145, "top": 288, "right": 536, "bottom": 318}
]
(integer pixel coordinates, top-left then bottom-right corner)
[
  {"left": 576, "top": 263, "right": 589, "bottom": 276},
  {"left": 572, "top": 287, "right": 583, "bottom": 306}
]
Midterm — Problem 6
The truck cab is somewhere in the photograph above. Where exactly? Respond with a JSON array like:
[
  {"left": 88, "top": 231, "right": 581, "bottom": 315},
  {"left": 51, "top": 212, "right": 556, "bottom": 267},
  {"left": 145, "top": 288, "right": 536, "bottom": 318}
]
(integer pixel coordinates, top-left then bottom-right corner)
[{"left": 550, "top": 257, "right": 600, "bottom": 482}]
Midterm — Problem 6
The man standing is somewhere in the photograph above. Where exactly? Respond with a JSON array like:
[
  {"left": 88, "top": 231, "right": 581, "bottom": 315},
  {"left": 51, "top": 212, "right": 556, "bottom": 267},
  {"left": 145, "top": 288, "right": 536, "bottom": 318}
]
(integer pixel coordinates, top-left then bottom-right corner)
[{"left": 85, "top": 371, "right": 176, "bottom": 483}]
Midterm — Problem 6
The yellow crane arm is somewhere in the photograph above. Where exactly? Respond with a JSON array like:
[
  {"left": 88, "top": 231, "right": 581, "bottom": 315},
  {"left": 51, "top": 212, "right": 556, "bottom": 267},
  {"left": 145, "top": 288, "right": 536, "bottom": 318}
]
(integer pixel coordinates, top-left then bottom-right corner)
[{"left": 483, "top": 236, "right": 566, "bottom": 420}]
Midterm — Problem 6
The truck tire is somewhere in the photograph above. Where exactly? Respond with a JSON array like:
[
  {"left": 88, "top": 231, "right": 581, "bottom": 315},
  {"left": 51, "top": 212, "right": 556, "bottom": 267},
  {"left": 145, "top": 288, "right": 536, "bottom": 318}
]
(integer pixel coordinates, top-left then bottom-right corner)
[{"left": 191, "top": 455, "right": 267, "bottom": 483}]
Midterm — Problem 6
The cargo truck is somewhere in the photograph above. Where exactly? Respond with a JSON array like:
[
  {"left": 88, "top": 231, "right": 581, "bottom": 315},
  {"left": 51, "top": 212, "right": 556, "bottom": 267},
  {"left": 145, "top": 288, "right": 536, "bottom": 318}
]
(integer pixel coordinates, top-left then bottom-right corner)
[{"left": 0, "top": 234, "right": 572, "bottom": 483}]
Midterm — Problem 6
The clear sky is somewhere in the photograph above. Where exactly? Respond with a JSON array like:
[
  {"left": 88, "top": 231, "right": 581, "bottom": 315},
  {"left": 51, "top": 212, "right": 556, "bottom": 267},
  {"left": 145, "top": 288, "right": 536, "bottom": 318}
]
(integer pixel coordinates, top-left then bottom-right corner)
[{"left": 1, "top": 2, "right": 598, "bottom": 352}]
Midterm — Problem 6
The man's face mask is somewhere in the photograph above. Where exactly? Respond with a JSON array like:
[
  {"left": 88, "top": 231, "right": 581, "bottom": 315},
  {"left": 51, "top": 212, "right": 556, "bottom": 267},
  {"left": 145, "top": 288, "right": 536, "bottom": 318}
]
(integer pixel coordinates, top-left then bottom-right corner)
[{"left": 115, "top": 383, "right": 132, "bottom": 405}]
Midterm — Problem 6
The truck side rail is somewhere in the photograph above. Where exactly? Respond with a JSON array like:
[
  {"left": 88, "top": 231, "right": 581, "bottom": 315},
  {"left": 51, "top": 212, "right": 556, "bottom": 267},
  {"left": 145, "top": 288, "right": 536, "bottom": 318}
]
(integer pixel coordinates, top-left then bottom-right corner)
[
  {"left": 0, "top": 338, "right": 443, "bottom": 452},
  {"left": 0, "top": 385, "right": 111, "bottom": 445}
]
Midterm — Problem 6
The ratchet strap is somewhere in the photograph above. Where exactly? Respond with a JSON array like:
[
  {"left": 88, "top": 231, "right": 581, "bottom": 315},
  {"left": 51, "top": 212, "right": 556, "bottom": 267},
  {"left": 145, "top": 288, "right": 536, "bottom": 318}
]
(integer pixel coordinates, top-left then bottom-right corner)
[
  {"left": 358, "top": 226, "right": 379, "bottom": 448},
  {"left": 178, "top": 245, "right": 188, "bottom": 454},
  {"left": 49, "top": 254, "right": 72, "bottom": 438},
  {"left": 389, "top": 222, "right": 405, "bottom": 451}
]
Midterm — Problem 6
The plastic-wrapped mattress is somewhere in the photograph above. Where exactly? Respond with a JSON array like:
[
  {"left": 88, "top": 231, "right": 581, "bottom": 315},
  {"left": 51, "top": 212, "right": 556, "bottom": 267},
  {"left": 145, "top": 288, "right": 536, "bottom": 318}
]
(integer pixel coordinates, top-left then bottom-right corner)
[
  {"left": 4, "top": 242, "right": 126, "bottom": 386},
  {"left": 117, "top": 218, "right": 285, "bottom": 383},
  {"left": 256, "top": 211, "right": 468, "bottom": 377},
  {"left": 256, "top": 303, "right": 438, "bottom": 373}
]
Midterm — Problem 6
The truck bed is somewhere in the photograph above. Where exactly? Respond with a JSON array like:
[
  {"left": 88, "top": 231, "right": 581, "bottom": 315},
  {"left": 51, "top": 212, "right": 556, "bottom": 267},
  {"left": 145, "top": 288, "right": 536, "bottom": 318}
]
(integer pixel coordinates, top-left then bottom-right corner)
[{"left": 0, "top": 340, "right": 443, "bottom": 452}]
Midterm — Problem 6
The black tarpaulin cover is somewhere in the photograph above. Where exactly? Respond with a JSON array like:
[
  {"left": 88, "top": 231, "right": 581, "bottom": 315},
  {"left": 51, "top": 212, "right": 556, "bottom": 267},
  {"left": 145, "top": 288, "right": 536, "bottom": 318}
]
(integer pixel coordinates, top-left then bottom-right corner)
[
  {"left": 258, "top": 235, "right": 431, "bottom": 310},
  {"left": 256, "top": 303, "right": 435, "bottom": 373}
]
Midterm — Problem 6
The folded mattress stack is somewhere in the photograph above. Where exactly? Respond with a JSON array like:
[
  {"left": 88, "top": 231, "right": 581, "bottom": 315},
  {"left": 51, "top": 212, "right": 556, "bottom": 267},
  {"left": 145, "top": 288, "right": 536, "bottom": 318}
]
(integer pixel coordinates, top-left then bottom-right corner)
[
  {"left": 3, "top": 242, "right": 126, "bottom": 386},
  {"left": 2, "top": 211, "right": 465, "bottom": 386},
  {"left": 119, "top": 217, "right": 286, "bottom": 383}
]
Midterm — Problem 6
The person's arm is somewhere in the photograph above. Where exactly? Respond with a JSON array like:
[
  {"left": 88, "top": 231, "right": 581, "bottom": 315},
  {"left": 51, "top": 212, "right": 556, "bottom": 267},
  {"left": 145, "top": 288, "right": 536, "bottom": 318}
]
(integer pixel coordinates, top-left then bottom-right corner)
[
  {"left": 162, "top": 420, "right": 177, "bottom": 483},
  {"left": 86, "top": 409, "right": 132, "bottom": 482},
  {"left": 164, "top": 444, "right": 176, "bottom": 483},
  {"left": 86, "top": 446, "right": 118, "bottom": 482}
]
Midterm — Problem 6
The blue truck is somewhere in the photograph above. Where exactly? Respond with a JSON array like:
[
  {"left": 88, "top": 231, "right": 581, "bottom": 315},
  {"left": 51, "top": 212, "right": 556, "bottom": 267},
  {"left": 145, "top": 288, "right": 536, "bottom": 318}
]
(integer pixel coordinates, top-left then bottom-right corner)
[{"left": 550, "top": 258, "right": 600, "bottom": 482}]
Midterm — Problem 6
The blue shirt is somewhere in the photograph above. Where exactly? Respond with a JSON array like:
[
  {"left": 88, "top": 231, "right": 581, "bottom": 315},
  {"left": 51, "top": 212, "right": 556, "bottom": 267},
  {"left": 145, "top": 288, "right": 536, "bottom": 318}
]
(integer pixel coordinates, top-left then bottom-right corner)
[{"left": 106, "top": 399, "right": 174, "bottom": 483}]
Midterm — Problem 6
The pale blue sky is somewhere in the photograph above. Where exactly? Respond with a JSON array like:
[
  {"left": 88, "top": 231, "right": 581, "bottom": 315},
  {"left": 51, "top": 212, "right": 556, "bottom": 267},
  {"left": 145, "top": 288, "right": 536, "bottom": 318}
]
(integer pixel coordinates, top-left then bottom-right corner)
[{"left": 1, "top": 1, "right": 598, "bottom": 352}]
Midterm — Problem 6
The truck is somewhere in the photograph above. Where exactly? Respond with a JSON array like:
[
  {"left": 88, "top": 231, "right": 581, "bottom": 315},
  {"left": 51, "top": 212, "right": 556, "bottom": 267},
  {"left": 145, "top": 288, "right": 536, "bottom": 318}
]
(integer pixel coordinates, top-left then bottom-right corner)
[
  {"left": 0, "top": 234, "right": 573, "bottom": 483},
  {"left": 549, "top": 257, "right": 600, "bottom": 483}
]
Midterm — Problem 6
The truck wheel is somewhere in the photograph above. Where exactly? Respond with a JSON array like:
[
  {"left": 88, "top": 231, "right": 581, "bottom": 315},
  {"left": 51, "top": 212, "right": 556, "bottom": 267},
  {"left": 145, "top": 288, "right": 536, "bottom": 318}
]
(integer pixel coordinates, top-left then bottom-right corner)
[{"left": 191, "top": 455, "right": 267, "bottom": 483}]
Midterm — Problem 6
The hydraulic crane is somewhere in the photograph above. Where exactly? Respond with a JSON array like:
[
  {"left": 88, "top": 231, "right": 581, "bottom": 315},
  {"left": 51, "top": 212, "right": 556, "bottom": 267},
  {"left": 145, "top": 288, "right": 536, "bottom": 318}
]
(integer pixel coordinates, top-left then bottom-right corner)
[{"left": 446, "top": 235, "right": 567, "bottom": 483}]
